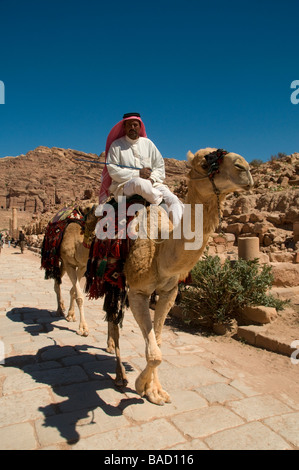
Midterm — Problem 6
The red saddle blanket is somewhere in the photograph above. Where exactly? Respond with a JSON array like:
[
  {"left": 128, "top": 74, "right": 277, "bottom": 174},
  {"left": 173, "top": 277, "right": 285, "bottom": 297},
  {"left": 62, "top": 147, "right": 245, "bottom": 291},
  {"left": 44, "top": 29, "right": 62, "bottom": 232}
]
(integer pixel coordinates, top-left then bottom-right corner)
[
  {"left": 41, "top": 207, "right": 84, "bottom": 283},
  {"left": 84, "top": 196, "right": 148, "bottom": 323}
]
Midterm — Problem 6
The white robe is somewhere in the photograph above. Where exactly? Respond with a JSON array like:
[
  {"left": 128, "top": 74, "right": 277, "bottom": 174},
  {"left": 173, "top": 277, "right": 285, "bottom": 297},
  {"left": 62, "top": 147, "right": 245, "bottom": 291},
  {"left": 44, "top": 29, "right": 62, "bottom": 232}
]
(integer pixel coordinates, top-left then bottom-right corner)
[
  {"left": 107, "top": 136, "right": 165, "bottom": 197},
  {"left": 106, "top": 135, "right": 184, "bottom": 227}
]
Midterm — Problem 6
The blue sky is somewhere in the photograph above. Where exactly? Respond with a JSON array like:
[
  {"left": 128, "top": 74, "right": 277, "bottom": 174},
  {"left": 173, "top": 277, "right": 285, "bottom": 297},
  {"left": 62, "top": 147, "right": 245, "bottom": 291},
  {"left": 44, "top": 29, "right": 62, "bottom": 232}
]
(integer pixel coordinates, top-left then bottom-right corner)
[{"left": 0, "top": 0, "right": 298, "bottom": 163}]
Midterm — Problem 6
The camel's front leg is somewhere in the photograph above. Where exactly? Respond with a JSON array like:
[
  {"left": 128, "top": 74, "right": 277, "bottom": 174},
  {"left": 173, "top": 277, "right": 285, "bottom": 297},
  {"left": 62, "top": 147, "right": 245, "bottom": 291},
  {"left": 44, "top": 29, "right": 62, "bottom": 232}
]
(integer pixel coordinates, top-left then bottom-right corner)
[
  {"left": 65, "top": 285, "right": 76, "bottom": 322},
  {"left": 154, "top": 286, "right": 178, "bottom": 347},
  {"left": 128, "top": 290, "right": 170, "bottom": 406},
  {"left": 141, "top": 285, "right": 178, "bottom": 404}
]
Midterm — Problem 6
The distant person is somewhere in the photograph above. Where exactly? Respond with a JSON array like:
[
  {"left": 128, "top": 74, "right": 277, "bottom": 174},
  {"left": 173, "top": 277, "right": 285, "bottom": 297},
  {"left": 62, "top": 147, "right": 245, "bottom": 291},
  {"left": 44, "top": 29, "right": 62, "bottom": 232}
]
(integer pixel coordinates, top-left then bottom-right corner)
[
  {"left": 19, "top": 230, "right": 26, "bottom": 254},
  {"left": 99, "top": 112, "right": 184, "bottom": 227}
]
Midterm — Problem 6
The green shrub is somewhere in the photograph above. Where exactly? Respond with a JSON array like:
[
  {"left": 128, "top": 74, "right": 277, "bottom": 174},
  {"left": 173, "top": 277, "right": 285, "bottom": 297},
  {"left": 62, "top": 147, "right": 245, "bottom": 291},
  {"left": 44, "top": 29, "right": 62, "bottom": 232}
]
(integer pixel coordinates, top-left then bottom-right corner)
[{"left": 179, "top": 254, "right": 288, "bottom": 325}]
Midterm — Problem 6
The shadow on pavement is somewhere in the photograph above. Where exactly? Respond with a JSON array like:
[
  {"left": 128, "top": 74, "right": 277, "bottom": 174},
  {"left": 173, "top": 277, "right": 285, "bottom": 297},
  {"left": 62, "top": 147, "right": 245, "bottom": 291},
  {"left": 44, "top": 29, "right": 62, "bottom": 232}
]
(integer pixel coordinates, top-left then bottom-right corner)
[
  {"left": 4, "top": 307, "right": 143, "bottom": 445},
  {"left": 7, "top": 306, "right": 79, "bottom": 336}
]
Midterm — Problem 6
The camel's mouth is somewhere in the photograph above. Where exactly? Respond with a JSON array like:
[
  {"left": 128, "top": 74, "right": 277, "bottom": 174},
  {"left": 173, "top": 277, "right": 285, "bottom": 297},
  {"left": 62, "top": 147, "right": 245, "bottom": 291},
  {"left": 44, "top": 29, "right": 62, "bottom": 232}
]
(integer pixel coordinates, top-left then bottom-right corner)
[
  {"left": 240, "top": 169, "right": 254, "bottom": 191},
  {"left": 233, "top": 180, "right": 254, "bottom": 193},
  {"left": 239, "top": 180, "right": 254, "bottom": 191}
]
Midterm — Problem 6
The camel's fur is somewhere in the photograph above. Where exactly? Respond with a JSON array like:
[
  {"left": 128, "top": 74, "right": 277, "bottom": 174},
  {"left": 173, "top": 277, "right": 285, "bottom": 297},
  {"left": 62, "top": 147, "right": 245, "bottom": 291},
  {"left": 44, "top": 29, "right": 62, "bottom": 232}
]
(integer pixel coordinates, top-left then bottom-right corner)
[
  {"left": 54, "top": 203, "right": 98, "bottom": 336},
  {"left": 110, "top": 148, "right": 253, "bottom": 404}
]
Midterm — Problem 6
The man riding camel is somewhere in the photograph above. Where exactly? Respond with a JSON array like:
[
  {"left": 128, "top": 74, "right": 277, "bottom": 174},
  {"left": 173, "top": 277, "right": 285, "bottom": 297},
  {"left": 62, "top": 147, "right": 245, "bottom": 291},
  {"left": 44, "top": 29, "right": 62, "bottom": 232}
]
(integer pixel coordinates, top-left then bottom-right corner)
[{"left": 99, "top": 112, "right": 184, "bottom": 227}]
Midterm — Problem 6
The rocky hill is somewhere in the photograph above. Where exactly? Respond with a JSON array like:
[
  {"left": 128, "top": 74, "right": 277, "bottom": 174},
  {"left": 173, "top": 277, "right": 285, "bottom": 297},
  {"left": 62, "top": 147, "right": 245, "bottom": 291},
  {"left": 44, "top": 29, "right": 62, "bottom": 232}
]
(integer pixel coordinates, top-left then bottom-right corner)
[
  {"left": 223, "top": 153, "right": 299, "bottom": 256},
  {"left": 0, "top": 146, "right": 188, "bottom": 229},
  {"left": 0, "top": 147, "right": 298, "bottom": 264}
]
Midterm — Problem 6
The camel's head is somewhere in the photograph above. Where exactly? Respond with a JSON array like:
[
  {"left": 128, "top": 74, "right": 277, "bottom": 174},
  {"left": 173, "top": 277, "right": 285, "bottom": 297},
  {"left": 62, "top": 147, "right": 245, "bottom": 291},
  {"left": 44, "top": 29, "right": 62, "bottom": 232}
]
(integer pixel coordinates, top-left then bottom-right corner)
[
  {"left": 79, "top": 203, "right": 98, "bottom": 227},
  {"left": 187, "top": 147, "right": 253, "bottom": 197}
]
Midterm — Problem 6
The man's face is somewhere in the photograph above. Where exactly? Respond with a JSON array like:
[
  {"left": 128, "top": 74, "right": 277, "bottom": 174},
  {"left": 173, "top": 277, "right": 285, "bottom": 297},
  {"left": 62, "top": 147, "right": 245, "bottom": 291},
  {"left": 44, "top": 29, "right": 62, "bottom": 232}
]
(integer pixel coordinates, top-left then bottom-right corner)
[{"left": 124, "top": 119, "right": 141, "bottom": 140}]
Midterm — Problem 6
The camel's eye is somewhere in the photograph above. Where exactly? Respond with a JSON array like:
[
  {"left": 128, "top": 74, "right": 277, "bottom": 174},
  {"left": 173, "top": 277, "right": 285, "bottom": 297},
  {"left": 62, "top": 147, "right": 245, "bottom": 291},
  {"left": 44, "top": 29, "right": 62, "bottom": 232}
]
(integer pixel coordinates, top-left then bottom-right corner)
[
  {"left": 235, "top": 163, "right": 246, "bottom": 171},
  {"left": 201, "top": 162, "right": 208, "bottom": 170}
]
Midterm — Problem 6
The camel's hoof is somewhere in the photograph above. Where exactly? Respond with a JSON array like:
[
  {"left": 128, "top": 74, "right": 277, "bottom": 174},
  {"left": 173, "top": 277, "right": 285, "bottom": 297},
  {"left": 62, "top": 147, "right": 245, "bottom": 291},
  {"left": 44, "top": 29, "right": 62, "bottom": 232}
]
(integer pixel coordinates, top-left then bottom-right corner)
[
  {"left": 66, "top": 314, "right": 76, "bottom": 323},
  {"left": 135, "top": 376, "right": 171, "bottom": 406},
  {"left": 114, "top": 377, "right": 128, "bottom": 388},
  {"left": 56, "top": 309, "right": 65, "bottom": 318},
  {"left": 106, "top": 346, "right": 115, "bottom": 354},
  {"left": 147, "top": 390, "right": 172, "bottom": 406},
  {"left": 77, "top": 328, "right": 89, "bottom": 337}
]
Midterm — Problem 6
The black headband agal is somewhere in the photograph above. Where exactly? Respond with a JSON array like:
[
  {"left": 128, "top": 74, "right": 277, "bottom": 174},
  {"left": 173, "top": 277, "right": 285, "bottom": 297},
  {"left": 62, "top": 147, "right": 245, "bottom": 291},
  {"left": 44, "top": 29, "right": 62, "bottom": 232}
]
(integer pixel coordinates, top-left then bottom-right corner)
[{"left": 123, "top": 112, "right": 141, "bottom": 119}]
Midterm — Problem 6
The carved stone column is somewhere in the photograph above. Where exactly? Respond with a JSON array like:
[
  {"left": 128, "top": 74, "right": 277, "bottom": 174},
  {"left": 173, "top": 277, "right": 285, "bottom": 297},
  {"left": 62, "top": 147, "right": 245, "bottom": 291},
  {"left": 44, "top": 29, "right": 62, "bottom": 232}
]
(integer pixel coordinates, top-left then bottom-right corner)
[{"left": 238, "top": 236, "right": 260, "bottom": 261}]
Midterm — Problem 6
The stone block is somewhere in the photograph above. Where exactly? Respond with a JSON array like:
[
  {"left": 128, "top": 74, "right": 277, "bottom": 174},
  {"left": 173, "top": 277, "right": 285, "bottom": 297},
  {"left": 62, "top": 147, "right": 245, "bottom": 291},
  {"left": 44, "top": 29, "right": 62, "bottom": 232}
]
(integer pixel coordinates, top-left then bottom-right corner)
[
  {"left": 226, "top": 223, "right": 243, "bottom": 236},
  {"left": 196, "top": 382, "right": 244, "bottom": 404},
  {"left": 0, "top": 423, "right": 37, "bottom": 450},
  {"left": 240, "top": 305, "right": 277, "bottom": 324},
  {"left": 229, "top": 395, "right": 292, "bottom": 422},
  {"left": 0, "top": 389, "right": 55, "bottom": 427},
  {"left": 170, "top": 406, "right": 243, "bottom": 439},
  {"left": 265, "top": 412, "right": 299, "bottom": 447},
  {"left": 271, "top": 262, "right": 299, "bottom": 287},
  {"left": 237, "top": 325, "right": 260, "bottom": 345},
  {"left": 255, "top": 333, "right": 279, "bottom": 352},
  {"left": 205, "top": 421, "right": 291, "bottom": 450},
  {"left": 269, "top": 251, "right": 295, "bottom": 263},
  {"left": 73, "top": 419, "right": 184, "bottom": 450}
]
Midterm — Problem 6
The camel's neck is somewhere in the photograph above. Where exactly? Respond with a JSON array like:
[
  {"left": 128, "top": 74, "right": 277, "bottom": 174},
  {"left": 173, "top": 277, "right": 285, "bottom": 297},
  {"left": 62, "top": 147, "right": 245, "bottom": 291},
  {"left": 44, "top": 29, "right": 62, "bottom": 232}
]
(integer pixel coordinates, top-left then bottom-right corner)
[
  {"left": 185, "top": 189, "right": 223, "bottom": 236},
  {"left": 159, "top": 187, "right": 224, "bottom": 277},
  {"left": 83, "top": 216, "right": 98, "bottom": 248}
]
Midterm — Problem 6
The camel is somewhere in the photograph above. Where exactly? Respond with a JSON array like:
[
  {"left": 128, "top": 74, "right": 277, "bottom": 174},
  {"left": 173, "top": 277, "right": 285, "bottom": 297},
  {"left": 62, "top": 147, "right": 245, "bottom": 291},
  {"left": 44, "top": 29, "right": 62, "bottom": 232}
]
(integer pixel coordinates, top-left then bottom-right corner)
[
  {"left": 54, "top": 203, "right": 98, "bottom": 336},
  {"left": 107, "top": 148, "right": 253, "bottom": 405}
]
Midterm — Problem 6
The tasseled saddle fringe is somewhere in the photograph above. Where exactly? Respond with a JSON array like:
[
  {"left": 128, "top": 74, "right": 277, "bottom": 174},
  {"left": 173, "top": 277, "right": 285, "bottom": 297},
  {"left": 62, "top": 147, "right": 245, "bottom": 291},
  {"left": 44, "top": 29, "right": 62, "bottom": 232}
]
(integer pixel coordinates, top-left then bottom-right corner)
[
  {"left": 103, "top": 285, "right": 129, "bottom": 326},
  {"left": 44, "top": 266, "right": 62, "bottom": 285}
]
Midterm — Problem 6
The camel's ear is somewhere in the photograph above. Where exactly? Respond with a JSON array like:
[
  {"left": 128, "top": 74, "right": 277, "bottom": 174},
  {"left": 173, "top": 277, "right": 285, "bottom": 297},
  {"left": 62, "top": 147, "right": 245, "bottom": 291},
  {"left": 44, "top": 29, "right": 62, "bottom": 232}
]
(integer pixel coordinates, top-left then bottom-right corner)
[{"left": 187, "top": 151, "right": 194, "bottom": 165}]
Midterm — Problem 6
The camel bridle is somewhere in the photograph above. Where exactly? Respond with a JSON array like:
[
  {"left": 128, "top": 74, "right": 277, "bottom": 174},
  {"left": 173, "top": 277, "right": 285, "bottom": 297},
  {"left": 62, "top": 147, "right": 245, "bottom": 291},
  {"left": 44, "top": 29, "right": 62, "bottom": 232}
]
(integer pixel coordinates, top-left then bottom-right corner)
[
  {"left": 189, "top": 148, "right": 228, "bottom": 229},
  {"left": 81, "top": 204, "right": 97, "bottom": 248}
]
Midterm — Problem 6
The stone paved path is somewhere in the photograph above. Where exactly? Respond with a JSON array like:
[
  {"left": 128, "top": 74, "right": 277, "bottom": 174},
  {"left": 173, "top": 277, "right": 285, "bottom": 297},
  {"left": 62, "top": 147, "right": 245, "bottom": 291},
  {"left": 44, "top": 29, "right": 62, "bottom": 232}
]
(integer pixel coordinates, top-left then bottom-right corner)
[{"left": 0, "top": 246, "right": 298, "bottom": 450}]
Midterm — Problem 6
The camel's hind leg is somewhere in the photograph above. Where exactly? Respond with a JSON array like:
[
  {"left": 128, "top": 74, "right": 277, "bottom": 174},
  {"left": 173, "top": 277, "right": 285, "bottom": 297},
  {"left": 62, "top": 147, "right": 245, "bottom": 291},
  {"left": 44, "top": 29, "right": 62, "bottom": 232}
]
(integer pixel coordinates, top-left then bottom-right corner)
[
  {"left": 65, "top": 264, "right": 89, "bottom": 337},
  {"left": 128, "top": 289, "right": 169, "bottom": 406},
  {"left": 107, "top": 321, "right": 115, "bottom": 354},
  {"left": 54, "top": 263, "right": 66, "bottom": 317},
  {"left": 108, "top": 321, "right": 128, "bottom": 387}
]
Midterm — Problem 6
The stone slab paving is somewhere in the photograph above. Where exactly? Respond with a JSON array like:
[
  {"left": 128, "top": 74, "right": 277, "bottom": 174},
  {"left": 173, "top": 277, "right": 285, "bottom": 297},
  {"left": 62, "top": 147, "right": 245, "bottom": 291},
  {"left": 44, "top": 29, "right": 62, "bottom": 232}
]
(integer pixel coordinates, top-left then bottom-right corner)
[{"left": 0, "top": 246, "right": 298, "bottom": 451}]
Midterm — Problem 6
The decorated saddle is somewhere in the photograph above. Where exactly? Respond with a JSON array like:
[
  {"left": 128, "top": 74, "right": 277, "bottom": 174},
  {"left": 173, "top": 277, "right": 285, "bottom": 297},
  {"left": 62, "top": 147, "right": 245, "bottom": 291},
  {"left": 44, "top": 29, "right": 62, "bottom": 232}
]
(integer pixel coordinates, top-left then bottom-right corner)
[
  {"left": 85, "top": 196, "right": 149, "bottom": 324},
  {"left": 41, "top": 206, "right": 84, "bottom": 283}
]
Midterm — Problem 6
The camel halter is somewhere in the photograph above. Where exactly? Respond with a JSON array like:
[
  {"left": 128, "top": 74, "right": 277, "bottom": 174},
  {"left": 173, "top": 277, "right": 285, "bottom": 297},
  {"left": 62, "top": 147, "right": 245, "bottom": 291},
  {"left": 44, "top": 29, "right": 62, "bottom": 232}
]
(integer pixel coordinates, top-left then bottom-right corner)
[
  {"left": 189, "top": 149, "right": 228, "bottom": 229},
  {"left": 82, "top": 204, "right": 97, "bottom": 248}
]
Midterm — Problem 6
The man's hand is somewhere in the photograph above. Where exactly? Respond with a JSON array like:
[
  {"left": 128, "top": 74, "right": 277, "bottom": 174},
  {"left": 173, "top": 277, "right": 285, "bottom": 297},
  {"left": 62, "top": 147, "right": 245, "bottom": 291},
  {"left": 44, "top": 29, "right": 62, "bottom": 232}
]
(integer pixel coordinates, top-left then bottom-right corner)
[{"left": 139, "top": 167, "right": 152, "bottom": 179}]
